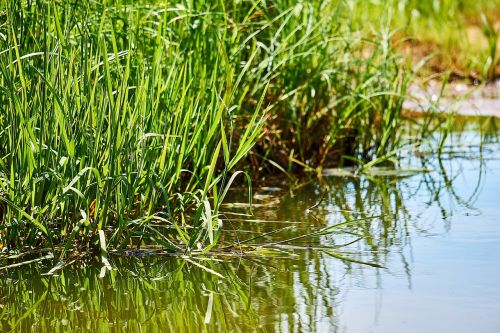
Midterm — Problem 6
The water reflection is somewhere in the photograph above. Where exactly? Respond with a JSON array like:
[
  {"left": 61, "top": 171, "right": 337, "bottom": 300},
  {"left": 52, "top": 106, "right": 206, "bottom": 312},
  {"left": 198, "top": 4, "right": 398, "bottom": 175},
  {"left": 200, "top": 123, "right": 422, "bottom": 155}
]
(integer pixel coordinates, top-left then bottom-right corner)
[
  {"left": 0, "top": 257, "right": 261, "bottom": 332},
  {"left": 1, "top": 119, "right": 499, "bottom": 332}
]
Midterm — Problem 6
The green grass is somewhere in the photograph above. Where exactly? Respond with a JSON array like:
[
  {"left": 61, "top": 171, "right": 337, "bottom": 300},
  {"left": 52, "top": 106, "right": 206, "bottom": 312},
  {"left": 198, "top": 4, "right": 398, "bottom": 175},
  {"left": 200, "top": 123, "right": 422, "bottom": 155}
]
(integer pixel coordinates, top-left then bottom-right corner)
[
  {"left": 350, "top": 0, "right": 500, "bottom": 80},
  {"left": 0, "top": 0, "right": 484, "bottom": 257},
  {"left": 0, "top": 1, "right": 267, "bottom": 255}
]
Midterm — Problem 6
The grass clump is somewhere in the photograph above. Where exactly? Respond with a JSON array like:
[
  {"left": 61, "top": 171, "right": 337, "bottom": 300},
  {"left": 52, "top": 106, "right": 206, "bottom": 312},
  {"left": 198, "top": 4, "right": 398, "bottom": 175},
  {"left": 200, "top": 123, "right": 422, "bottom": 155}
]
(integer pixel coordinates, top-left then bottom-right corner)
[
  {"left": 223, "top": 1, "right": 413, "bottom": 173},
  {"left": 0, "top": 0, "right": 449, "bottom": 256},
  {"left": 0, "top": 1, "right": 265, "bottom": 255}
]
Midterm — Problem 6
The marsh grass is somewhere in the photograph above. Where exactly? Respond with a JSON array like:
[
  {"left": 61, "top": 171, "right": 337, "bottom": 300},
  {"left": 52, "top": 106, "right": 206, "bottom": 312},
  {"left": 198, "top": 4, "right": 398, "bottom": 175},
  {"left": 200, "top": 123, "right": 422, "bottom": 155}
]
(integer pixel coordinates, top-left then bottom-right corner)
[
  {"left": 0, "top": 1, "right": 269, "bottom": 256},
  {"left": 0, "top": 0, "right": 474, "bottom": 258}
]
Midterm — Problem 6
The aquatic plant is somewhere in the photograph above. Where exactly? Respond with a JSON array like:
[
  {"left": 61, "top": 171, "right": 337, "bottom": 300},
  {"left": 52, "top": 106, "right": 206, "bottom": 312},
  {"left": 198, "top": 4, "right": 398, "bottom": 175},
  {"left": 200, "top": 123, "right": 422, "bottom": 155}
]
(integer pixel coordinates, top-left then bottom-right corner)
[
  {"left": 0, "top": 0, "right": 494, "bottom": 258},
  {"left": 0, "top": 1, "right": 267, "bottom": 256}
]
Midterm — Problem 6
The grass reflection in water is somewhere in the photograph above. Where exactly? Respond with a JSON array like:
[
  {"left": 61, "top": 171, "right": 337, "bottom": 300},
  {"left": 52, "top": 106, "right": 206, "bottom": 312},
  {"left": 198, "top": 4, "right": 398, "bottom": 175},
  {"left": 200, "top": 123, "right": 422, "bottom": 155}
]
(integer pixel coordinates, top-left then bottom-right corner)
[{"left": 1, "top": 119, "right": 498, "bottom": 332}]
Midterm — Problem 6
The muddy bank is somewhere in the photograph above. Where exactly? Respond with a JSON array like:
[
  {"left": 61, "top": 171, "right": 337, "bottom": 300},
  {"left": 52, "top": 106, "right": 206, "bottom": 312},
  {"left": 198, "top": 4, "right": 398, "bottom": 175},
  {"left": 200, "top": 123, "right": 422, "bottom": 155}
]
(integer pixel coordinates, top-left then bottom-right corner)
[{"left": 404, "top": 80, "right": 500, "bottom": 117}]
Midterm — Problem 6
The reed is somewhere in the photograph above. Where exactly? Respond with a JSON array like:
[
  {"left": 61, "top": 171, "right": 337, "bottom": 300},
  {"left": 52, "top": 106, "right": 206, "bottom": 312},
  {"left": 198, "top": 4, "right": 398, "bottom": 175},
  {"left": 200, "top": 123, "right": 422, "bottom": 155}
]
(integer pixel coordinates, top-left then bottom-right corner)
[
  {"left": 0, "top": 0, "right": 266, "bottom": 254},
  {"left": 0, "top": 0, "right": 488, "bottom": 255}
]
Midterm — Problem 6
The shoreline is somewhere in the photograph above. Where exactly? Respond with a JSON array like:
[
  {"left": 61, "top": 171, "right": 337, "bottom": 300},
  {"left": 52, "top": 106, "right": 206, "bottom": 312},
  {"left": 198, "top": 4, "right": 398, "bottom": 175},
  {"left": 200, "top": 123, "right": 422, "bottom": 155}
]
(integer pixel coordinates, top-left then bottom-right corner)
[{"left": 404, "top": 79, "right": 500, "bottom": 117}]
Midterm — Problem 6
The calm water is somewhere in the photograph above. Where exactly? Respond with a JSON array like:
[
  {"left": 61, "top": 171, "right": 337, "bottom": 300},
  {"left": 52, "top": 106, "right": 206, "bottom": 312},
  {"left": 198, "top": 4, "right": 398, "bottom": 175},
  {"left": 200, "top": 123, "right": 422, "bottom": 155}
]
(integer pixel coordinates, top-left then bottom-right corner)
[{"left": 1, "top": 121, "right": 499, "bottom": 332}]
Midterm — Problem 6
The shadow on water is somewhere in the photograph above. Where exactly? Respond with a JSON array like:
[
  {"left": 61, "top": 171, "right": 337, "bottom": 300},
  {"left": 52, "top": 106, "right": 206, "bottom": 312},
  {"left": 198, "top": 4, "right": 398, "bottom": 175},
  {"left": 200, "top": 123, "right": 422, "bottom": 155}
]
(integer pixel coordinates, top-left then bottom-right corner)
[{"left": 1, "top": 117, "right": 499, "bottom": 332}]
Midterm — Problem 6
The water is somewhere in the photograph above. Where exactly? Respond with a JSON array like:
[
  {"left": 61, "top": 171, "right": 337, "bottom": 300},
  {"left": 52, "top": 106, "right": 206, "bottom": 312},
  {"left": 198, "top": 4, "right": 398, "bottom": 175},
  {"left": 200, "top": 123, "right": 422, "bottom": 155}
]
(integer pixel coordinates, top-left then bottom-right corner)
[{"left": 1, "top": 120, "right": 499, "bottom": 332}]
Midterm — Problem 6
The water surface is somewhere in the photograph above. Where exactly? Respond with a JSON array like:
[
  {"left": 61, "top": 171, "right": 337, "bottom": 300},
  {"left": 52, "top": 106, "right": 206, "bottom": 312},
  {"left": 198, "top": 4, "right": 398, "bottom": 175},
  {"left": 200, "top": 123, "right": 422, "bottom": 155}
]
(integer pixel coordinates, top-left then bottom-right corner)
[{"left": 1, "top": 120, "right": 499, "bottom": 332}]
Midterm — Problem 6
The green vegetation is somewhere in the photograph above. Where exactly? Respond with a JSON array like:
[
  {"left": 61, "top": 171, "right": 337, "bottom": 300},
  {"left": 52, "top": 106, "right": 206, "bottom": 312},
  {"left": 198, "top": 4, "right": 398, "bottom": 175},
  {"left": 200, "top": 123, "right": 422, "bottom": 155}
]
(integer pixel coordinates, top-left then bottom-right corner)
[
  {"left": 373, "top": 0, "right": 500, "bottom": 80},
  {"left": 0, "top": 0, "right": 497, "bottom": 257},
  {"left": 0, "top": 0, "right": 268, "bottom": 255}
]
